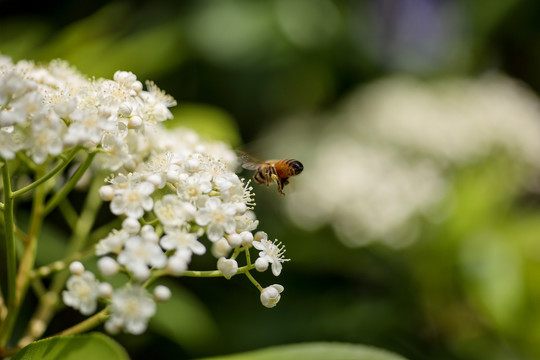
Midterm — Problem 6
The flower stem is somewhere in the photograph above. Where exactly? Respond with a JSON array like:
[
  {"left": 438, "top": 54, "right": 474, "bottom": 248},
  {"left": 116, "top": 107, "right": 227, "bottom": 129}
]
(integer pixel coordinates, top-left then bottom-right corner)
[
  {"left": 22, "top": 174, "right": 103, "bottom": 342},
  {"left": 244, "top": 270, "right": 263, "bottom": 292},
  {"left": 43, "top": 150, "right": 96, "bottom": 216},
  {"left": 56, "top": 308, "right": 110, "bottom": 337},
  {"left": 11, "top": 147, "right": 81, "bottom": 198},
  {"left": 0, "top": 161, "right": 17, "bottom": 347}
]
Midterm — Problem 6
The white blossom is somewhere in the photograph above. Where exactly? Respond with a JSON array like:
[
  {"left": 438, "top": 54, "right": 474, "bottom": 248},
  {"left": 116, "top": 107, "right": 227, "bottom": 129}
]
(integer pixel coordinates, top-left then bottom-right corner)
[
  {"left": 160, "top": 228, "right": 206, "bottom": 256},
  {"left": 195, "top": 197, "right": 237, "bottom": 241},
  {"left": 96, "top": 229, "right": 130, "bottom": 256},
  {"left": 154, "top": 194, "right": 196, "bottom": 230},
  {"left": 253, "top": 235, "right": 289, "bottom": 276},
  {"left": 62, "top": 271, "right": 100, "bottom": 315},
  {"left": 117, "top": 236, "right": 167, "bottom": 280},
  {"left": 177, "top": 172, "right": 212, "bottom": 203},
  {"left": 106, "top": 285, "right": 156, "bottom": 335},
  {"left": 109, "top": 174, "right": 155, "bottom": 219}
]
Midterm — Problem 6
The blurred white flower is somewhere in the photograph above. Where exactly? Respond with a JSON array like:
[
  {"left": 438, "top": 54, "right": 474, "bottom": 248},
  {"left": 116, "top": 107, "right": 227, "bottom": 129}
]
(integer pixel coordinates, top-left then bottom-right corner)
[
  {"left": 263, "top": 75, "right": 540, "bottom": 247},
  {"left": 62, "top": 271, "right": 100, "bottom": 315},
  {"left": 117, "top": 236, "right": 167, "bottom": 281},
  {"left": 106, "top": 285, "right": 156, "bottom": 335},
  {"left": 96, "top": 229, "right": 130, "bottom": 256}
]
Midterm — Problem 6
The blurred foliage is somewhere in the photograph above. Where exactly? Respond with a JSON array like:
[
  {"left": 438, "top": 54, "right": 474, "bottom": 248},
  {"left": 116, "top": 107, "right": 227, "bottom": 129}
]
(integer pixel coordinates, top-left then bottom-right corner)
[
  {"left": 195, "top": 342, "right": 408, "bottom": 360},
  {"left": 12, "top": 333, "right": 129, "bottom": 360},
  {"left": 4, "top": 0, "right": 540, "bottom": 359}
]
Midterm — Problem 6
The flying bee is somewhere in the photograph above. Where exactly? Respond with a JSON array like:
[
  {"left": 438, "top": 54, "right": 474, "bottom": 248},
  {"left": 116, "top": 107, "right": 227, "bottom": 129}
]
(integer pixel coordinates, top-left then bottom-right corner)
[{"left": 238, "top": 152, "right": 304, "bottom": 195}]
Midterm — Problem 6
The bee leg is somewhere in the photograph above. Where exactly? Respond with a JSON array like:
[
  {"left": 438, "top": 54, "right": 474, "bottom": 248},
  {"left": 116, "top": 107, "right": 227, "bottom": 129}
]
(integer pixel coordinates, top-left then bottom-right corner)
[{"left": 278, "top": 178, "right": 288, "bottom": 196}]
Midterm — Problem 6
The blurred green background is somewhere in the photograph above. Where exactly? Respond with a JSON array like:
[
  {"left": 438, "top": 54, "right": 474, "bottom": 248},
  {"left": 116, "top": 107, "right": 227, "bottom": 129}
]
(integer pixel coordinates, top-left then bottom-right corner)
[{"left": 4, "top": 0, "right": 540, "bottom": 359}]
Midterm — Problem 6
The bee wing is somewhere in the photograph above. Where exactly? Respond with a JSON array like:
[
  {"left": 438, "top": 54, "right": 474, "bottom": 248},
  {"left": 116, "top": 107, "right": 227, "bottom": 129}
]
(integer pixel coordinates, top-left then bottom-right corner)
[{"left": 236, "top": 150, "right": 262, "bottom": 170}]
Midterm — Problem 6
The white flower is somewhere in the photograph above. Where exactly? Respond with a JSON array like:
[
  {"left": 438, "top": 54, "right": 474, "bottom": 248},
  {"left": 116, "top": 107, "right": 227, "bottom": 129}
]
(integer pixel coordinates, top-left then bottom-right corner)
[
  {"left": 62, "top": 271, "right": 100, "bottom": 315},
  {"left": 160, "top": 228, "right": 206, "bottom": 256},
  {"left": 235, "top": 211, "right": 259, "bottom": 232},
  {"left": 167, "top": 250, "right": 191, "bottom": 276},
  {"left": 195, "top": 197, "right": 237, "bottom": 241},
  {"left": 117, "top": 236, "right": 167, "bottom": 280},
  {"left": 109, "top": 174, "right": 155, "bottom": 219},
  {"left": 64, "top": 109, "right": 114, "bottom": 146},
  {"left": 96, "top": 229, "right": 129, "bottom": 256},
  {"left": 177, "top": 172, "right": 212, "bottom": 203},
  {"left": 217, "top": 257, "right": 238, "bottom": 279},
  {"left": 154, "top": 194, "right": 196, "bottom": 229},
  {"left": 106, "top": 285, "right": 156, "bottom": 335},
  {"left": 26, "top": 111, "right": 65, "bottom": 164},
  {"left": 260, "top": 284, "right": 284, "bottom": 308},
  {"left": 252, "top": 236, "right": 289, "bottom": 276},
  {"left": 0, "top": 126, "right": 24, "bottom": 160}
]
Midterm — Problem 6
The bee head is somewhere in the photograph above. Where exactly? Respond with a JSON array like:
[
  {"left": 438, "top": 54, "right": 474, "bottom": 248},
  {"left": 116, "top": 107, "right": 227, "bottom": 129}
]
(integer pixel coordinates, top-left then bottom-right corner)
[{"left": 291, "top": 160, "right": 304, "bottom": 175}]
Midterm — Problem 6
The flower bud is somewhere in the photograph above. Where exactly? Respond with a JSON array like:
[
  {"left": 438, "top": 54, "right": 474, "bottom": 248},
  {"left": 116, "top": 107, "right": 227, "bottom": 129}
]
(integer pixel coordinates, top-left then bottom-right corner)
[
  {"left": 99, "top": 185, "right": 115, "bottom": 201},
  {"left": 153, "top": 285, "right": 172, "bottom": 302},
  {"left": 240, "top": 231, "right": 254, "bottom": 246},
  {"left": 254, "top": 231, "right": 268, "bottom": 242},
  {"left": 69, "top": 261, "right": 85, "bottom": 275},
  {"left": 98, "top": 282, "right": 114, "bottom": 298},
  {"left": 260, "top": 284, "right": 284, "bottom": 308},
  {"left": 122, "top": 217, "right": 141, "bottom": 234},
  {"left": 211, "top": 238, "right": 231, "bottom": 258},
  {"left": 255, "top": 257, "right": 269, "bottom": 272},
  {"left": 128, "top": 115, "right": 142, "bottom": 129},
  {"left": 217, "top": 257, "right": 238, "bottom": 279},
  {"left": 98, "top": 256, "right": 120, "bottom": 277},
  {"left": 227, "top": 233, "right": 242, "bottom": 248},
  {"left": 118, "top": 103, "right": 132, "bottom": 117}
]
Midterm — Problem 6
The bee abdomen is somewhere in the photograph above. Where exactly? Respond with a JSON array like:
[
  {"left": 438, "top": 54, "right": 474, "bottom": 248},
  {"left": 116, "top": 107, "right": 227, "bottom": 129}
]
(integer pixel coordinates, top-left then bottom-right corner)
[{"left": 279, "top": 159, "right": 304, "bottom": 176}]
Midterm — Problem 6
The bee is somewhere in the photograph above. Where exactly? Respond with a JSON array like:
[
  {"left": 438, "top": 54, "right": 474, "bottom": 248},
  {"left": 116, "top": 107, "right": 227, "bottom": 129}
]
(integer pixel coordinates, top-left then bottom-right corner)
[{"left": 239, "top": 152, "right": 303, "bottom": 195}]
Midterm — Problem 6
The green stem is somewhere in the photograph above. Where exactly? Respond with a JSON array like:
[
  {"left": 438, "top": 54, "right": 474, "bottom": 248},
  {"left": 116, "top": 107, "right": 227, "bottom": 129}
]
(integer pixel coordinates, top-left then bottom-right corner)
[
  {"left": 182, "top": 264, "right": 256, "bottom": 278},
  {"left": 22, "top": 174, "right": 103, "bottom": 342},
  {"left": 0, "top": 162, "right": 17, "bottom": 347},
  {"left": 11, "top": 147, "right": 81, "bottom": 198},
  {"left": 58, "top": 199, "right": 78, "bottom": 231},
  {"left": 29, "top": 245, "right": 96, "bottom": 280},
  {"left": 43, "top": 150, "right": 96, "bottom": 216},
  {"left": 244, "top": 270, "right": 263, "bottom": 292},
  {"left": 56, "top": 308, "right": 110, "bottom": 337}
]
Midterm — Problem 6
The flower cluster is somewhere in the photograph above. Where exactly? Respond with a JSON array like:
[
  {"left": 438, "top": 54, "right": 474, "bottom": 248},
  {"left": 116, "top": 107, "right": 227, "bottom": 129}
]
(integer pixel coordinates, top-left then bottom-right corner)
[
  {"left": 0, "top": 55, "right": 289, "bottom": 337},
  {"left": 262, "top": 75, "right": 540, "bottom": 247}
]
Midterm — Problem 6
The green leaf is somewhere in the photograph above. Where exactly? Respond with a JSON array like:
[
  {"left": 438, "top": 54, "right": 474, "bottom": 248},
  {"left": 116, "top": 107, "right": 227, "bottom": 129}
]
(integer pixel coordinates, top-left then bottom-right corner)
[
  {"left": 195, "top": 342, "right": 408, "bottom": 360},
  {"left": 166, "top": 103, "right": 241, "bottom": 146},
  {"left": 149, "top": 280, "right": 219, "bottom": 353},
  {"left": 12, "top": 333, "right": 129, "bottom": 360}
]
